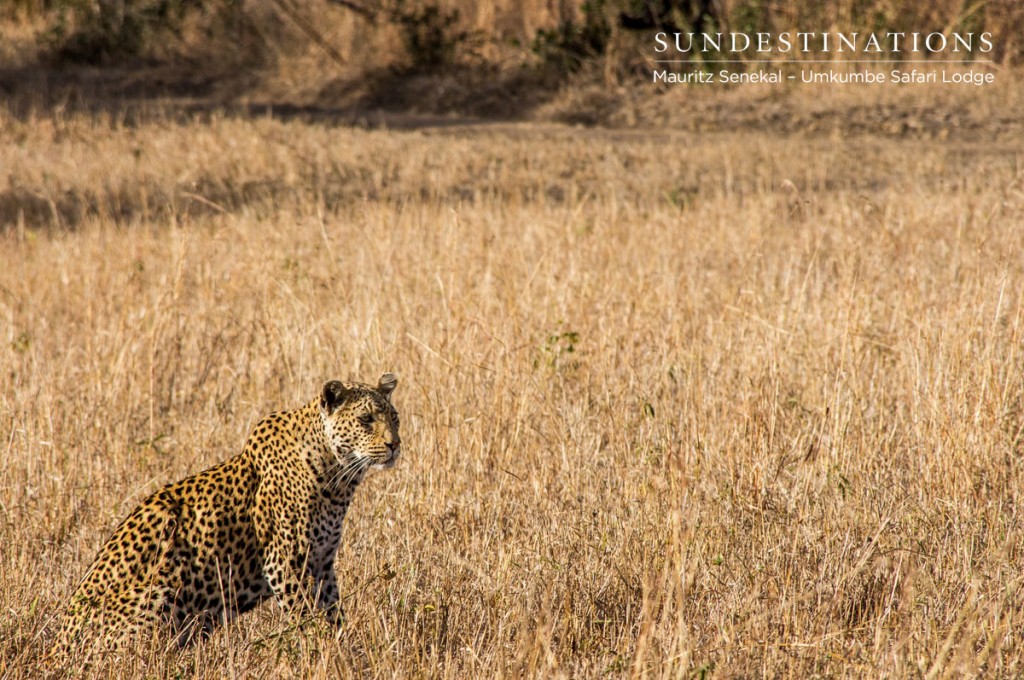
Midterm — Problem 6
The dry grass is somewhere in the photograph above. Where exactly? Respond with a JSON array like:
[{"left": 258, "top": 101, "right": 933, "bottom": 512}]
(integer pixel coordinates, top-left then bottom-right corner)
[{"left": 1, "top": 92, "right": 1024, "bottom": 677}]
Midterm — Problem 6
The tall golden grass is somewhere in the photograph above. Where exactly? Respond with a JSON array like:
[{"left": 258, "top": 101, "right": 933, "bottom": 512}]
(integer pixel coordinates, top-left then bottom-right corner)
[{"left": 1, "top": 92, "right": 1023, "bottom": 676}]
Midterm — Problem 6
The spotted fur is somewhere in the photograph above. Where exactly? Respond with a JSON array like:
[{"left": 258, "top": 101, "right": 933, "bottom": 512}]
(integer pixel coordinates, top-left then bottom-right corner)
[{"left": 53, "top": 373, "right": 401, "bottom": 652}]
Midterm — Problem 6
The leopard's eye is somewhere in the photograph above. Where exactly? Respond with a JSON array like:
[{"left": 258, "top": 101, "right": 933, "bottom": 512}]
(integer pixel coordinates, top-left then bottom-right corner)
[{"left": 358, "top": 414, "right": 374, "bottom": 426}]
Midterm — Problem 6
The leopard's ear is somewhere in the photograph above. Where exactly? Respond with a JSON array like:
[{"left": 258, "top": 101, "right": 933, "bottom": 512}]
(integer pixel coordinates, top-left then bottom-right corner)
[
  {"left": 321, "top": 380, "right": 350, "bottom": 414},
  {"left": 377, "top": 372, "right": 398, "bottom": 399}
]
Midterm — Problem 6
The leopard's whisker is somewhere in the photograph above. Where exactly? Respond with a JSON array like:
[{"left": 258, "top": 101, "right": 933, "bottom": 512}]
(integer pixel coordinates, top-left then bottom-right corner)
[{"left": 328, "top": 456, "right": 369, "bottom": 489}]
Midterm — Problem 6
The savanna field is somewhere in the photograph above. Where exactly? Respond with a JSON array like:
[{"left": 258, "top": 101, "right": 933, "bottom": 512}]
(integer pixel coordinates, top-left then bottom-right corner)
[{"left": 2, "top": 80, "right": 1024, "bottom": 677}]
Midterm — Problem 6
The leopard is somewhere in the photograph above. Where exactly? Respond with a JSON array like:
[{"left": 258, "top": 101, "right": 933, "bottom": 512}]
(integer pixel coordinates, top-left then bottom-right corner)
[{"left": 52, "top": 373, "right": 401, "bottom": 655}]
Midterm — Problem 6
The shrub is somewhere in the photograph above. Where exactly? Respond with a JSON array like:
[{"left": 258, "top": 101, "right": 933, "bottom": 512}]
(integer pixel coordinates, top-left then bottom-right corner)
[
  {"left": 531, "top": 0, "right": 611, "bottom": 74},
  {"left": 390, "top": 1, "right": 477, "bottom": 72},
  {"left": 43, "top": 0, "right": 206, "bottom": 64}
]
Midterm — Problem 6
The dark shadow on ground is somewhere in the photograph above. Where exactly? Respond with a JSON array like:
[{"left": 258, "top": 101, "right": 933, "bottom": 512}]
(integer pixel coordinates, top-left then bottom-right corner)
[
  {"left": 0, "top": 64, "right": 249, "bottom": 117},
  {"left": 315, "top": 64, "right": 565, "bottom": 119},
  {"left": 0, "top": 60, "right": 566, "bottom": 128}
]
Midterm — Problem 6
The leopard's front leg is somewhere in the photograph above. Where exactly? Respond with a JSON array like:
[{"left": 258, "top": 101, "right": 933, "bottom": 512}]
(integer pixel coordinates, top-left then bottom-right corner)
[
  {"left": 262, "top": 538, "right": 315, "bottom": 614},
  {"left": 263, "top": 537, "right": 343, "bottom": 626},
  {"left": 312, "top": 563, "right": 343, "bottom": 625}
]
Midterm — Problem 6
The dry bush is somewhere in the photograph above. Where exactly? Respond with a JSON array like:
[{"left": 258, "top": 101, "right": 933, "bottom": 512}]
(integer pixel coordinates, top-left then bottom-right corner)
[
  {"left": 0, "top": 89, "right": 1023, "bottom": 677},
  {"left": 9, "top": 0, "right": 1022, "bottom": 80}
]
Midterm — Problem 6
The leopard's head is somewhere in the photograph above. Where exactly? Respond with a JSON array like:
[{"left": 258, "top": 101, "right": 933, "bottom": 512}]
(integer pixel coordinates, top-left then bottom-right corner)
[{"left": 319, "top": 373, "right": 401, "bottom": 478}]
